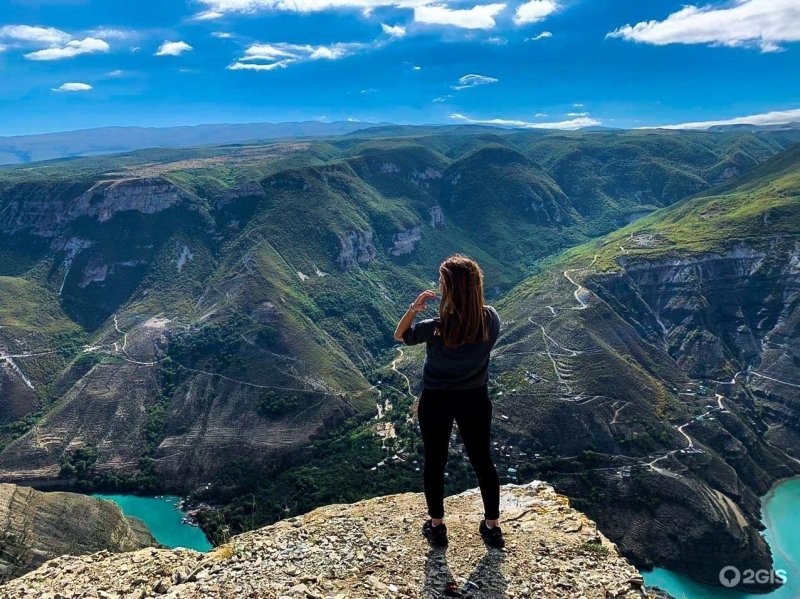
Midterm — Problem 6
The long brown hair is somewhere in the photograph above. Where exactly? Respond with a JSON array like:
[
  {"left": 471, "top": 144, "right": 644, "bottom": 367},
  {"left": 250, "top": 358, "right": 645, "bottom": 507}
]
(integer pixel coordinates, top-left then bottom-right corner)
[{"left": 435, "top": 253, "right": 490, "bottom": 349}]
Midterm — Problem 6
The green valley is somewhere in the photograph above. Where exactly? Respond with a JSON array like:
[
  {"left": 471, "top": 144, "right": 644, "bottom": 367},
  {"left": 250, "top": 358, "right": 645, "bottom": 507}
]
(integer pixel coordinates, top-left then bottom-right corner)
[{"left": 0, "top": 125, "right": 798, "bottom": 592}]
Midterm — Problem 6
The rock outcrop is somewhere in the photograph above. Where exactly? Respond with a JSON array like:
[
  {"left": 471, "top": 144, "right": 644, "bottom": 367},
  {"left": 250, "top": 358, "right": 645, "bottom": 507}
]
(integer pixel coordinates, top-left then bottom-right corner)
[
  {"left": 429, "top": 205, "right": 445, "bottom": 228},
  {"left": 0, "top": 482, "right": 652, "bottom": 598},
  {"left": 391, "top": 226, "right": 422, "bottom": 256},
  {"left": 0, "top": 177, "right": 193, "bottom": 238},
  {"left": 0, "top": 484, "right": 156, "bottom": 582},
  {"left": 336, "top": 228, "right": 377, "bottom": 270}
]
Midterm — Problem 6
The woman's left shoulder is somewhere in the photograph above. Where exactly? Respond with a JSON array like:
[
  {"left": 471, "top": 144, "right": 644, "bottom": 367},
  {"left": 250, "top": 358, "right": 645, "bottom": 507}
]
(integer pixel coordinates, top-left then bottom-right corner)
[{"left": 484, "top": 305, "right": 501, "bottom": 327}]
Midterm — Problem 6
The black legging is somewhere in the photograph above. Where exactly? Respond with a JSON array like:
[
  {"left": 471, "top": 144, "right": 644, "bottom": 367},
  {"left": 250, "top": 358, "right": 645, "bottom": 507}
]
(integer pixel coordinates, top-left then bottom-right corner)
[{"left": 417, "top": 384, "right": 500, "bottom": 520}]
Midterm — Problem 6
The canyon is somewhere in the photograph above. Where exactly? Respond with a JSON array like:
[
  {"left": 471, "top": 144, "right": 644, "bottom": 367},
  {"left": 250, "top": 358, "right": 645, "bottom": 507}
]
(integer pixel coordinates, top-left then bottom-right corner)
[{"left": 0, "top": 126, "right": 798, "bottom": 592}]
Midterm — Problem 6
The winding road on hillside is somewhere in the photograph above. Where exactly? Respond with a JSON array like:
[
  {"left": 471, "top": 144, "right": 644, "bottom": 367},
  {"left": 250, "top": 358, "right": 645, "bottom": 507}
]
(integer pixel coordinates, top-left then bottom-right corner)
[
  {"left": 546, "top": 254, "right": 598, "bottom": 315},
  {"left": 391, "top": 347, "right": 414, "bottom": 399},
  {"left": 0, "top": 350, "right": 58, "bottom": 390},
  {"left": 510, "top": 252, "right": 747, "bottom": 482},
  {"left": 525, "top": 255, "right": 634, "bottom": 422},
  {"left": 749, "top": 371, "right": 800, "bottom": 389},
  {"left": 644, "top": 394, "right": 728, "bottom": 478},
  {"left": 83, "top": 313, "right": 385, "bottom": 404}
]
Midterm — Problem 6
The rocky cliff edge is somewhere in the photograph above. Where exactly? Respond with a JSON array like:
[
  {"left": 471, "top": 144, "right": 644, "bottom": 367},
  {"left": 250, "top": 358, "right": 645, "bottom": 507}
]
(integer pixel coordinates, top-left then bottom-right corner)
[
  {"left": 0, "top": 481, "right": 655, "bottom": 598},
  {"left": 0, "top": 484, "right": 155, "bottom": 583}
]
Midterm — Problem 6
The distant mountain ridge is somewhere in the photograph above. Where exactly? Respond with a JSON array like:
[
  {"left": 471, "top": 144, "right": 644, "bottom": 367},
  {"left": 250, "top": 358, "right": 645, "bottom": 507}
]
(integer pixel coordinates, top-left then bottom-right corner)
[
  {"left": 707, "top": 121, "right": 800, "bottom": 132},
  {"left": 0, "top": 121, "right": 391, "bottom": 165},
  {"left": 3, "top": 121, "right": 797, "bottom": 166}
]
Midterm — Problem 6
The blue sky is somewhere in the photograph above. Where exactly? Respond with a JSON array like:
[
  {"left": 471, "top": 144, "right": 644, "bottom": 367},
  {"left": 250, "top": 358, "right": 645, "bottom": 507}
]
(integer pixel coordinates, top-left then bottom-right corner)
[{"left": 0, "top": 0, "right": 798, "bottom": 135}]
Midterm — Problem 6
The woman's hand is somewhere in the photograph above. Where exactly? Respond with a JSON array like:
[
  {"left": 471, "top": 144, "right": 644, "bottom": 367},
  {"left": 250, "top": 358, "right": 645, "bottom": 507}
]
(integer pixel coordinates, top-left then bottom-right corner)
[
  {"left": 395, "top": 290, "right": 437, "bottom": 342},
  {"left": 411, "top": 290, "right": 437, "bottom": 312}
]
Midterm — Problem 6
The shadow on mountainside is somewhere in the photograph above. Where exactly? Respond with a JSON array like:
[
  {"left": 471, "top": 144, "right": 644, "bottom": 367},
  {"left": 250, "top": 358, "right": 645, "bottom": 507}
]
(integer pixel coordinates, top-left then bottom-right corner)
[{"left": 423, "top": 547, "right": 507, "bottom": 598}]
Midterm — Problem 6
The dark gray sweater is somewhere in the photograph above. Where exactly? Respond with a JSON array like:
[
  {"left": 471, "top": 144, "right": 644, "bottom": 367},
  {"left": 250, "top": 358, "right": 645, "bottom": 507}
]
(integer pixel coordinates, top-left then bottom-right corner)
[{"left": 402, "top": 305, "right": 501, "bottom": 390}]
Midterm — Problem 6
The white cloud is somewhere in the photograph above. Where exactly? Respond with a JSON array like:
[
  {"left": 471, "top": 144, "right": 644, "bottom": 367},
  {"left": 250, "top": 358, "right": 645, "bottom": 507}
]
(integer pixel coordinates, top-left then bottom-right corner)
[
  {"left": 433, "top": 94, "right": 453, "bottom": 102},
  {"left": 414, "top": 3, "right": 506, "bottom": 29},
  {"left": 25, "top": 37, "right": 110, "bottom": 61},
  {"left": 607, "top": 0, "right": 800, "bottom": 53},
  {"left": 534, "top": 112, "right": 547, "bottom": 116},
  {"left": 526, "top": 31, "right": 552, "bottom": 41},
  {"left": 645, "top": 107, "right": 800, "bottom": 130},
  {"left": 452, "top": 73, "right": 498, "bottom": 90},
  {"left": 361, "top": 87, "right": 378, "bottom": 93},
  {"left": 572, "top": 102, "right": 583, "bottom": 107},
  {"left": 0, "top": 26, "right": 129, "bottom": 62},
  {"left": 199, "top": 0, "right": 402, "bottom": 15},
  {"left": 228, "top": 27, "right": 404, "bottom": 72},
  {"left": 0, "top": 25, "right": 71, "bottom": 45},
  {"left": 450, "top": 112, "right": 600, "bottom": 129},
  {"left": 566, "top": 111, "right": 588, "bottom": 117},
  {"left": 198, "top": 0, "right": 508, "bottom": 29},
  {"left": 0, "top": 44, "right": 6, "bottom": 52},
  {"left": 514, "top": 0, "right": 558, "bottom": 25},
  {"left": 412, "top": 64, "right": 422, "bottom": 70},
  {"left": 381, "top": 23, "right": 407, "bottom": 38},
  {"left": 228, "top": 41, "right": 366, "bottom": 70},
  {"left": 212, "top": 31, "right": 235, "bottom": 38},
  {"left": 52, "top": 82, "right": 93, "bottom": 92},
  {"left": 195, "top": 10, "right": 225, "bottom": 20},
  {"left": 485, "top": 36, "right": 508, "bottom": 45},
  {"left": 106, "top": 69, "right": 124, "bottom": 77},
  {"left": 88, "top": 28, "right": 136, "bottom": 40},
  {"left": 155, "top": 41, "right": 193, "bottom": 56}
]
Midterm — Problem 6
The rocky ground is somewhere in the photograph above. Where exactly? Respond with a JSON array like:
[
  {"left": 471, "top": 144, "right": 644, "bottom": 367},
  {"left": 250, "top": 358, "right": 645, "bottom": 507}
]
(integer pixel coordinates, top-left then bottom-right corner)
[
  {"left": 0, "top": 481, "right": 657, "bottom": 598},
  {"left": 0, "top": 484, "right": 155, "bottom": 582}
]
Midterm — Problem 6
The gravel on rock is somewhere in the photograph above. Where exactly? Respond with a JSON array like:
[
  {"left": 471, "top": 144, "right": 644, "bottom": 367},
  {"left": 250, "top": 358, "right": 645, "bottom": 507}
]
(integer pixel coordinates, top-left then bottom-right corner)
[{"left": 0, "top": 481, "right": 655, "bottom": 598}]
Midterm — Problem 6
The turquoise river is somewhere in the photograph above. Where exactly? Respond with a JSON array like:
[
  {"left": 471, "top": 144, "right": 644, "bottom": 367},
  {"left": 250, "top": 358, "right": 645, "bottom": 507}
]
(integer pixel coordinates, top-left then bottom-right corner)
[
  {"left": 94, "top": 494, "right": 212, "bottom": 552},
  {"left": 643, "top": 477, "right": 800, "bottom": 598}
]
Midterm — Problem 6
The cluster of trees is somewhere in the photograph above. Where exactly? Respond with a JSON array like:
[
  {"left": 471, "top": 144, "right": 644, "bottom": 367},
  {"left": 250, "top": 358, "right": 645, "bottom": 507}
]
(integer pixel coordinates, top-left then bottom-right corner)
[{"left": 59, "top": 446, "right": 160, "bottom": 493}]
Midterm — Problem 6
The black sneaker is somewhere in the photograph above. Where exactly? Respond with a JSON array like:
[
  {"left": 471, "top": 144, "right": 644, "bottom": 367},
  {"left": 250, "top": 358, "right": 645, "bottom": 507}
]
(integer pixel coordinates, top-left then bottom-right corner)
[
  {"left": 422, "top": 519, "right": 448, "bottom": 548},
  {"left": 479, "top": 520, "right": 505, "bottom": 549}
]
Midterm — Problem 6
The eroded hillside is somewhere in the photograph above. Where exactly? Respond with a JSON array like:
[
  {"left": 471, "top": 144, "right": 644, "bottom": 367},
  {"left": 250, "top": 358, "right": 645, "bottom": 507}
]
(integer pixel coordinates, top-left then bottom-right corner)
[
  {"left": 0, "top": 483, "right": 156, "bottom": 582},
  {"left": 1, "top": 128, "right": 788, "bottom": 489},
  {"left": 0, "top": 128, "right": 798, "bottom": 593},
  {"left": 471, "top": 146, "right": 800, "bottom": 588}
]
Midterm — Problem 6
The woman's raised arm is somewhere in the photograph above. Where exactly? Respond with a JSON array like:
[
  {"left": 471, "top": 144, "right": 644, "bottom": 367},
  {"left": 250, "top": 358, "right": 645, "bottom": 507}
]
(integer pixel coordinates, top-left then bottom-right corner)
[{"left": 393, "top": 290, "right": 436, "bottom": 342}]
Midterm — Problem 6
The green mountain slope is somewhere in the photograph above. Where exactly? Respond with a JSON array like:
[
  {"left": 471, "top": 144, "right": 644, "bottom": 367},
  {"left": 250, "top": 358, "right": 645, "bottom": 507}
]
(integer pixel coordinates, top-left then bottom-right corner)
[
  {"left": 196, "top": 141, "right": 799, "bottom": 593},
  {"left": 0, "top": 129, "right": 798, "bottom": 592},
  {"left": 480, "top": 144, "right": 800, "bottom": 589}
]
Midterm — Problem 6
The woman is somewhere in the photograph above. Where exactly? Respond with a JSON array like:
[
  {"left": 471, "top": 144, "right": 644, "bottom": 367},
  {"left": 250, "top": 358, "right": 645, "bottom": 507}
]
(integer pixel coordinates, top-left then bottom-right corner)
[{"left": 393, "top": 253, "right": 504, "bottom": 550}]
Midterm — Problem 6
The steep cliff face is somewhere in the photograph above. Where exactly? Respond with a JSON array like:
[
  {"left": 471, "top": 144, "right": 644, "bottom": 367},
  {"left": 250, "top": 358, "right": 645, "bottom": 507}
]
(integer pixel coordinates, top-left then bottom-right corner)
[
  {"left": 0, "top": 483, "right": 156, "bottom": 582},
  {"left": 337, "top": 228, "right": 378, "bottom": 269},
  {"left": 595, "top": 242, "right": 799, "bottom": 381},
  {"left": 481, "top": 148, "right": 800, "bottom": 591},
  {"left": 391, "top": 226, "right": 422, "bottom": 256},
  {"left": 559, "top": 240, "right": 797, "bottom": 589},
  {"left": 0, "top": 362, "right": 161, "bottom": 482},
  {"left": 0, "top": 177, "right": 193, "bottom": 238},
  {"left": 480, "top": 260, "right": 794, "bottom": 590},
  {"left": 0, "top": 482, "right": 652, "bottom": 598}
]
